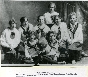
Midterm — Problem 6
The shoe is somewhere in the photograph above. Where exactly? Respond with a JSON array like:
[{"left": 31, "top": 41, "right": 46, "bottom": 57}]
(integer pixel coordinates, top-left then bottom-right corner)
[
  {"left": 81, "top": 52, "right": 88, "bottom": 57},
  {"left": 72, "top": 60, "right": 76, "bottom": 64},
  {"left": 23, "top": 59, "right": 34, "bottom": 64}
]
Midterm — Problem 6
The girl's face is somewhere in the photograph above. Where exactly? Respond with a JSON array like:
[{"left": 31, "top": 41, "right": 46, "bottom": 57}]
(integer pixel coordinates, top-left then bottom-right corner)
[
  {"left": 38, "top": 16, "right": 45, "bottom": 25},
  {"left": 49, "top": 33, "right": 56, "bottom": 41},
  {"left": 49, "top": 4, "right": 55, "bottom": 13},
  {"left": 10, "top": 22, "right": 16, "bottom": 30},
  {"left": 55, "top": 16, "right": 61, "bottom": 24},
  {"left": 22, "top": 18, "right": 28, "bottom": 27},
  {"left": 40, "top": 43, "right": 47, "bottom": 48},
  {"left": 30, "top": 35, "right": 35, "bottom": 41},
  {"left": 70, "top": 15, "right": 77, "bottom": 25}
]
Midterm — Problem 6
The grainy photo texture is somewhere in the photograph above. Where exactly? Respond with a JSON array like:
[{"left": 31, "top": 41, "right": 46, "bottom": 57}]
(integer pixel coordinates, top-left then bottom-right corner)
[{"left": 1, "top": 1, "right": 88, "bottom": 66}]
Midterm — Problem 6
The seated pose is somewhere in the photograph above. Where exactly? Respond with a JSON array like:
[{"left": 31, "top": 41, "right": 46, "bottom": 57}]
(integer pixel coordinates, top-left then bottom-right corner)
[
  {"left": 37, "top": 37, "right": 51, "bottom": 54},
  {"left": 19, "top": 17, "right": 34, "bottom": 42},
  {"left": 34, "top": 15, "right": 50, "bottom": 39},
  {"left": 0, "top": 18, "right": 20, "bottom": 63},
  {"left": 51, "top": 15, "right": 69, "bottom": 44},
  {"left": 18, "top": 17, "right": 34, "bottom": 56},
  {"left": 44, "top": 2, "right": 59, "bottom": 28},
  {"left": 67, "top": 12, "right": 84, "bottom": 63},
  {"left": 50, "top": 15, "right": 70, "bottom": 62},
  {"left": 25, "top": 31, "right": 38, "bottom": 58},
  {"left": 47, "top": 31, "right": 60, "bottom": 61},
  {"left": 34, "top": 37, "right": 58, "bottom": 64}
]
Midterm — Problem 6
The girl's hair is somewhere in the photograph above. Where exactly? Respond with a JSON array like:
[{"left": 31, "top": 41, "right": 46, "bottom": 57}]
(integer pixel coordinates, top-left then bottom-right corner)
[
  {"left": 53, "top": 15, "right": 62, "bottom": 23},
  {"left": 48, "top": 2, "right": 56, "bottom": 9},
  {"left": 20, "top": 17, "right": 28, "bottom": 23},
  {"left": 46, "top": 31, "right": 56, "bottom": 41},
  {"left": 37, "top": 15, "right": 45, "bottom": 22},
  {"left": 29, "top": 31, "right": 36, "bottom": 37},
  {"left": 68, "top": 12, "right": 77, "bottom": 19},
  {"left": 9, "top": 18, "right": 16, "bottom": 25},
  {"left": 67, "top": 12, "right": 77, "bottom": 27}
]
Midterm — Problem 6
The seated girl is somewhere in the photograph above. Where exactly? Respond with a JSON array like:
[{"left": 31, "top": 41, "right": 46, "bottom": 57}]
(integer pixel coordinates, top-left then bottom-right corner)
[
  {"left": 67, "top": 12, "right": 84, "bottom": 63},
  {"left": 50, "top": 15, "right": 69, "bottom": 62},
  {"left": 47, "top": 31, "right": 68, "bottom": 63},
  {"left": 18, "top": 17, "right": 34, "bottom": 59},
  {"left": 25, "top": 31, "right": 38, "bottom": 59},
  {"left": 51, "top": 15, "right": 69, "bottom": 43},
  {"left": 34, "top": 15, "right": 50, "bottom": 39},
  {"left": 0, "top": 18, "right": 20, "bottom": 63},
  {"left": 46, "top": 31, "right": 60, "bottom": 61}
]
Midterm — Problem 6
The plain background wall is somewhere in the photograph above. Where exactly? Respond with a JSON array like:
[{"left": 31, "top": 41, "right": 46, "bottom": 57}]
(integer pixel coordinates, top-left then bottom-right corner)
[
  {"left": 0, "top": 1, "right": 66, "bottom": 35},
  {"left": 0, "top": 1, "right": 75, "bottom": 33},
  {"left": 2, "top": 1, "right": 61, "bottom": 28}
]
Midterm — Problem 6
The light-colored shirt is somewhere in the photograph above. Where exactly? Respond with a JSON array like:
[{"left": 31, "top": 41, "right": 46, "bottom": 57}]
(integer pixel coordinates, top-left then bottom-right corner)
[
  {"left": 47, "top": 40, "right": 60, "bottom": 57},
  {"left": 34, "top": 24, "right": 50, "bottom": 39},
  {"left": 34, "top": 24, "right": 50, "bottom": 33},
  {"left": 51, "top": 22, "right": 69, "bottom": 41},
  {"left": 44, "top": 12, "right": 59, "bottom": 24},
  {"left": 19, "top": 23, "right": 34, "bottom": 36},
  {"left": 0, "top": 28, "right": 20, "bottom": 49},
  {"left": 19, "top": 23, "right": 34, "bottom": 42},
  {"left": 68, "top": 22, "right": 83, "bottom": 44}
]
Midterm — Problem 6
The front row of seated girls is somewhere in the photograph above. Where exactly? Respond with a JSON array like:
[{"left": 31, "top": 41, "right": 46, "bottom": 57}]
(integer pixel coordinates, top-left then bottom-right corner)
[
  {"left": 26, "top": 31, "right": 60, "bottom": 64},
  {"left": 18, "top": 15, "right": 67, "bottom": 64},
  {"left": 24, "top": 13, "right": 87, "bottom": 64},
  {"left": 0, "top": 12, "right": 87, "bottom": 64}
]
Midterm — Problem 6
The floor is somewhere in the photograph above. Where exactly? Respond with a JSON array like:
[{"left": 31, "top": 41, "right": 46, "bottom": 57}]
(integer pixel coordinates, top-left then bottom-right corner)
[{"left": 1, "top": 53, "right": 88, "bottom": 66}]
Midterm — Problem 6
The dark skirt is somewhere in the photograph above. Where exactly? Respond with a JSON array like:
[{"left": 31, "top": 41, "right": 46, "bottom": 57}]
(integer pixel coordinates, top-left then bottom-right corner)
[{"left": 68, "top": 42, "right": 82, "bottom": 62}]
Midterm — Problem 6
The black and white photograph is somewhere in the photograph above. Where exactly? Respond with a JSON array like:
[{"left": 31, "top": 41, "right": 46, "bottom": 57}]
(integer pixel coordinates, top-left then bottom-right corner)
[{"left": 1, "top": 0, "right": 88, "bottom": 66}]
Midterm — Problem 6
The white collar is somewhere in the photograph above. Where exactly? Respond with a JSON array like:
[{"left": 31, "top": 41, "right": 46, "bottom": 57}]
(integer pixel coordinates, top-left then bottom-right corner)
[
  {"left": 70, "top": 22, "right": 78, "bottom": 27},
  {"left": 38, "top": 24, "right": 45, "bottom": 29}
]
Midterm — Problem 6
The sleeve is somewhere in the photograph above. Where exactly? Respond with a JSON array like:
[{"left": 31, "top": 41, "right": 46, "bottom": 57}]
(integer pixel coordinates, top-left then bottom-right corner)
[
  {"left": 0, "top": 30, "right": 10, "bottom": 48},
  {"left": 15, "top": 29, "right": 21, "bottom": 45},
  {"left": 43, "top": 13, "right": 45, "bottom": 16},
  {"left": 43, "top": 13, "right": 47, "bottom": 18},
  {"left": 33, "top": 25, "right": 38, "bottom": 32},
  {"left": 61, "top": 23, "right": 70, "bottom": 41},
  {"left": 18, "top": 27, "right": 22, "bottom": 36},
  {"left": 18, "top": 27, "right": 23, "bottom": 40},
  {"left": 45, "top": 26, "right": 50, "bottom": 33},
  {"left": 72, "top": 24, "right": 83, "bottom": 44},
  {"left": 28, "top": 23, "right": 34, "bottom": 31},
  {"left": 0, "top": 30, "right": 6, "bottom": 42},
  {"left": 18, "top": 27, "right": 26, "bottom": 43},
  {"left": 56, "top": 12, "right": 59, "bottom": 15},
  {"left": 65, "top": 23, "right": 70, "bottom": 41},
  {"left": 45, "top": 45, "right": 51, "bottom": 54},
  {"left": 51, "top": 26, "right": 55, "bottom": 32}
]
